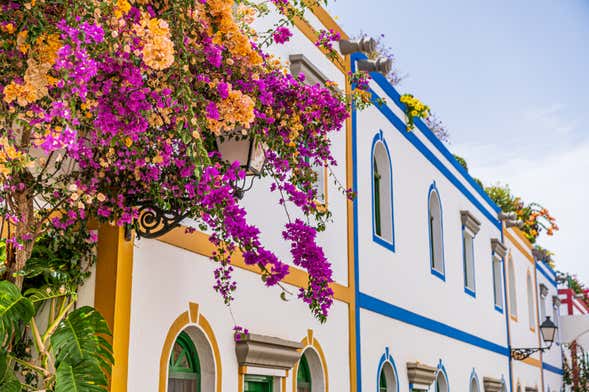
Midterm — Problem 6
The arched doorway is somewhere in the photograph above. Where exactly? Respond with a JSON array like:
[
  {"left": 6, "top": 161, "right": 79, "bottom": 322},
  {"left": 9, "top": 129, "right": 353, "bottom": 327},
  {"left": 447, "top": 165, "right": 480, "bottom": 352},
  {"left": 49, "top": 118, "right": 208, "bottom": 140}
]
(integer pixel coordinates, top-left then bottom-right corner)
[
  {"left": 168, "top": 331, "right": 200, "bottom": 391},
  {"left": 378, "top": 361, "right": 397, "bottom": 392},
  {"left": 296, "top": 348, "right": 326, "bottom": 392}
]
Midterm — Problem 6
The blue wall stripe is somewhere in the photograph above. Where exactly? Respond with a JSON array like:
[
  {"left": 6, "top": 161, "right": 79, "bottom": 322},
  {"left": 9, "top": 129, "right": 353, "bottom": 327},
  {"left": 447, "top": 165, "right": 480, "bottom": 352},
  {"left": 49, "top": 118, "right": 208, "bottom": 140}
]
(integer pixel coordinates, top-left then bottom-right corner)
[
  {"left": 354, "top": 52, "right": 502, "bottom": 215},
  {"left": 358, "top": 292, "right": 510, "bottom": 357},
  {"left": 537, "top": 262, "right": 557, "bottom": 287},
  {"left": 542, "top": 362, "right": 563, "bottom": 375},
  {"left": 365, "top": 89, "right": 502, "bottom": 231}
]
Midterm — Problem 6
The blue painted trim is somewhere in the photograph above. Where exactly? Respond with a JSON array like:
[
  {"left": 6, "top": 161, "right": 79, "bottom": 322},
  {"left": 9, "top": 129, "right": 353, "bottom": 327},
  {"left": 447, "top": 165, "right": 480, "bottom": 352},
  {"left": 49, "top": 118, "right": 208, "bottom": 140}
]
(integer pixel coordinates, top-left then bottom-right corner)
[
  {"left": 371, "top": 130, "right": 396, "bottom": 252},
  {"left": 435, "top": 360, "right": 450, "bottom": 392},
  {"left": 363, "top": 85, "right": 502, "bottom": 231},
  {"left": 462, "top": 226, "right": 477, "bottom": 297},
  {"left": 351, "top": 57, "right": 363, "bottom": 392},
  {"left": 376, "top": 347, "right": 400, "bottom": 392},
  {"left": 358, "top": 292, "right": 510, "bottom": 356},
  {"left": 542, "top": 260, "right": 557, "bottom": 278},
  {"left": 542, "top": 362, "right": 563, "bottom": 375},
  {"left": 469, "top": 368, "right": 481, "bottom": 391},
  {"left": 492, "top": 252, "right": 504, "bottom": 312},
  {"left": 465, "top": 286, "right": 477, "bottom": 298},
  {"left": 537, "top": 262, "right": 557, "bottom": 287},
  {"left": 351, "top": 53, "right": 501, "bottom": 216},
  {"left": 428, "top": 182, "right": 446, "bottom": 281}
]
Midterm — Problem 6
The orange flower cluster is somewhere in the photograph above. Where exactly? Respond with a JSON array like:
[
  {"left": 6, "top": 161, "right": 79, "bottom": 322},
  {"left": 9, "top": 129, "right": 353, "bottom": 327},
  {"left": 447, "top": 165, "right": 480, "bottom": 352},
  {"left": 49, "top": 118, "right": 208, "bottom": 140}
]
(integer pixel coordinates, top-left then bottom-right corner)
[
  {"left": 3, "top": 33, "right": 61, "bottom": 106},
  {"left": 135, "top": 17, "right": 175, "bottom": 70},
  {"left": 205, "top": 0, "right": 262, "bottom": 66},
  {"left": 207, "top": 85, "right": 255, "bottom": 135}
]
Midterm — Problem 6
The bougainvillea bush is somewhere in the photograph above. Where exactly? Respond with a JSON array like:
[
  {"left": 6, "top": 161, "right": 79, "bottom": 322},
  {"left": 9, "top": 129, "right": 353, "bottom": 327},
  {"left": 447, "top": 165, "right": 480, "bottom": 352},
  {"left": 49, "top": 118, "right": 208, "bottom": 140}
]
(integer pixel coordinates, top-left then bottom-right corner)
[{"left": 1, "top": 0, "right": 349, "bottom": 388}]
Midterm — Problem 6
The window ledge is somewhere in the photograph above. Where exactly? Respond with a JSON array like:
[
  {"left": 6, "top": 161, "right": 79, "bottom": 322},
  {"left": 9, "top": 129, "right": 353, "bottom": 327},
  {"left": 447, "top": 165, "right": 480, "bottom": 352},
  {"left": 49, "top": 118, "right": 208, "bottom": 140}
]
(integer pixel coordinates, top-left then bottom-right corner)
[
  {"left": 464, "top": 287, "right": 476, "bottom": 298},
  {"left": 430, "top": 267, "right": 446, "bottom": 282},
  {"left": 373, "top": 234, "right": 395, "bottom": 252}
]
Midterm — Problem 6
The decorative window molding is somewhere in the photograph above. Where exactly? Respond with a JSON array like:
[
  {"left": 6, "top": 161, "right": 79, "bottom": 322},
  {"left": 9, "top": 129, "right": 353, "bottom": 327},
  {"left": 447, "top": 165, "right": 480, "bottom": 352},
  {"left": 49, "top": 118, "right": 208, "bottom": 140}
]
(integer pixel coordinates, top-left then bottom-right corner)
[
  {"left": 289, "top": 54, "right": 329, "bottom": 203},
  {"left": 469, "top": 369, "right": 481, "bottom": 392},
  {"left": 235, "top": 333, "right": 302, "bottom": 371},
  {"left": 377, "top": 347, "right": 399, "bottom": 392},
  {"left": 507, "top": 256, "right": 518, "bottom": 319},
  {"left": 491, "top": 239, "right": 507, "bottom": 259},
  {"left": 526, "top": 272, "right": 535, "bottom": 331},
  {"left": 428, "top": 182, "right": 445, "bottom": 280},
  {"left": 406, "top": 362, "right": 437, "bottom": 390},
  {"left": 539, "top": 283, "right": 549, "bottom": 298},
  {"left": 483, "top": 376, "right": 503, "bottom": 392},
  {"left": 492, "top": 254, "right": 504, "bottom": 312},
  {"left": 461, "top": 210, "right": 481, "bottom": 235},
  {"left": 371, "top": 131, "right": 395, "bottom": 251},
  {"left": 289, "top": 54, "right": 329, "bottom": 86}
]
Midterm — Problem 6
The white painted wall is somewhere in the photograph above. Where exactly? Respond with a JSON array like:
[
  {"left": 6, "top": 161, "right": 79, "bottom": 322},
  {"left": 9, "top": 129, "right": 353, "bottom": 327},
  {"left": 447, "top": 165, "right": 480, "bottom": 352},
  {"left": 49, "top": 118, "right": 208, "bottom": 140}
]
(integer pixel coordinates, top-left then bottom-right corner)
[{"left": 127, "top": 239, "right": 351, "bottom": 391}]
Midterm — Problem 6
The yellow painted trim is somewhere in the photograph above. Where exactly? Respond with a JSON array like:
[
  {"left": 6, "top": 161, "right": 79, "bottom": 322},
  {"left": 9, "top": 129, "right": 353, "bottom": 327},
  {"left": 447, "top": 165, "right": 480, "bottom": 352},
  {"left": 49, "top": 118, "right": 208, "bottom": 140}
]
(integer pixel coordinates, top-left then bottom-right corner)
[
  {"left": 281, "top": 375, "right": 287, "bottom": 392},
  {"left": 522, "top": 357, "right": 542, "bottom": 368},
  {"left": 157, "top": 228, "right": 353, "bottom": 304},
  {"left": 189, "top": 302, "right": 199, "bottom": 323},
  {"left": 343, "top": 54, "right": 358, "bottom": 392},
  {"left": 292, "top": 330, "right": 329, "bottom": 392},
  {"left": 158, "top": 304, "right": 223, "bottom": 392},
  {"left": 308, "top": 3, "right": 349, "bottom": 40},
  {"left": 504, "top": 230, "right": 534, "bottom": 264},
  {"left": 513, "top": 227, "right": 533, "bottom": 249},
  {"left": 95, "top": 225, "right": 134, "bottom": 392},
  {"left": 288, "top": 10, "right": 345, "bottom": 73}
]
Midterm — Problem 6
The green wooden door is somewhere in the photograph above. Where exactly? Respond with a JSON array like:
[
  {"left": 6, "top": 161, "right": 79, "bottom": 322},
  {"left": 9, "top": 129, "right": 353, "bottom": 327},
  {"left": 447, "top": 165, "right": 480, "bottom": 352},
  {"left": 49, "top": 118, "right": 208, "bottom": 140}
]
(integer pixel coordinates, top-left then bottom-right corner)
[{"left": 244, "top": 375, "right": 273, "bottom": 392}]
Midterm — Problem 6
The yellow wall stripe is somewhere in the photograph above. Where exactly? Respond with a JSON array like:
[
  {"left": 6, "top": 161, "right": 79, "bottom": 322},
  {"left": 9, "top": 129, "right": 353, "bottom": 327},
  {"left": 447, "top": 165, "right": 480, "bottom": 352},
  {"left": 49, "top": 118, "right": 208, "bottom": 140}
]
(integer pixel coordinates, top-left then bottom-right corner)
[
  {"left": 157, "top": 228, "right": 354, "bottom": 304},
  {"left": 95, "top": 225, "right": 134, "bottom": 392},
  {"left": 504, "top": 229, "right": 534, "bottom": 264}
]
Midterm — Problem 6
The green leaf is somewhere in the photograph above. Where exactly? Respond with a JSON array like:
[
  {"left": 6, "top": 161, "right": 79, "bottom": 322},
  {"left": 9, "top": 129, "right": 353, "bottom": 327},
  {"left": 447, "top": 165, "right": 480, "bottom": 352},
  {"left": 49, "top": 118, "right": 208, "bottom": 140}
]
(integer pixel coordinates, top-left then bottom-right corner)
[
  {"left": 51, "top": 306, "right": 113, "bottom": 371},
  {"left": 25, "top": 286, "right": 71, "bottom": 308},
  {"left": 55, "top": 360, "right": 107, "bottom": 392},
  {"left": 0, "top": 351, "right": 21, "bottom": 392},
  {"left": 0, "top": 281, "right": 34, "bottom": 347}
]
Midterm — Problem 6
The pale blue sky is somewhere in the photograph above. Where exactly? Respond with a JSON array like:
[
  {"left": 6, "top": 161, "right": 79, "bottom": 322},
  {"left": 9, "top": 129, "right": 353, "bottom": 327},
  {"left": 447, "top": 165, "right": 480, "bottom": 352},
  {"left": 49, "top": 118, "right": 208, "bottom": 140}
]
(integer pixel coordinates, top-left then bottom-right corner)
[{"left": 328, "top": 0, "right": 589, "bottom": 281}]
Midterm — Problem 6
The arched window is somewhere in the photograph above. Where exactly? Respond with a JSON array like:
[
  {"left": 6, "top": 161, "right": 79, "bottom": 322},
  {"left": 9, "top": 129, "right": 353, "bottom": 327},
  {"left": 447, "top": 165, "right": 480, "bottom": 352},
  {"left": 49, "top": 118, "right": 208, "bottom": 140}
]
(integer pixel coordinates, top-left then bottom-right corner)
[
  {"left": 168, "top": 331, "right": 201, "bottom": 392},
  {"left": 296, "top": 348, "right": 325, "bottom": 392},
  {"left": 435, "top": 371, "right": 448, "bottom": 392},
  {"left": 372, "top": 136, "right": 394, "bottom": 247},
  {"left": 469, "top": 377, "right": 479, "bottom": 392},
  {"left": 428, "top": 184, "right": 444, "bottom": 277},
  {"left": 527, "top": 273, "right": 535, "bottom": 329},
  {"left": 378, "top": 362, "right": 397, "bottom": 392},
  {"left": 297, "top": 354, "right": 312, "bottom": 392},
  {"left": 508, "top": 256, "right": 518, "bottom": 317}
]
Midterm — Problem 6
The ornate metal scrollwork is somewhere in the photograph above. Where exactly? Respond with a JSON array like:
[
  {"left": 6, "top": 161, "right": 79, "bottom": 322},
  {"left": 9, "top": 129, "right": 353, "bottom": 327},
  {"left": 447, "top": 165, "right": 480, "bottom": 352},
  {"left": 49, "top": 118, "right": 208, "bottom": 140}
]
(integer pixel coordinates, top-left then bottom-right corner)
[
  {"left": 511, "top": 347, "right": 543, "bottom": 361},
  {"left": 134, "top": 201, "right": 192, "bottom": 239}
]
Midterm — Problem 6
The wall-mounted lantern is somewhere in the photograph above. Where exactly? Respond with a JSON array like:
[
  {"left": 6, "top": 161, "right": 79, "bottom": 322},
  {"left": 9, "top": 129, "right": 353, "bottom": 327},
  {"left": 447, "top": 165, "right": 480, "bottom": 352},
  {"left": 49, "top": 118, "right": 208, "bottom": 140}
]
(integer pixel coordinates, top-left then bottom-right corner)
[
  {"left": 511, "top": 316, "right": 558, "bottom": 360},
  {"left": 216, "top": 131, "right": 266, "bottom": 199}
]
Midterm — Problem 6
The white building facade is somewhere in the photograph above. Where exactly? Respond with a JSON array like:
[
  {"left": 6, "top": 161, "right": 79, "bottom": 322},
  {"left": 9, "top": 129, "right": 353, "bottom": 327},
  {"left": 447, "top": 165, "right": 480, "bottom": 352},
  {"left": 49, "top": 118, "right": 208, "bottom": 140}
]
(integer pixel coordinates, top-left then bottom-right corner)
[{"left": 87, "top": 4, "right": 567, "bottom": 392}]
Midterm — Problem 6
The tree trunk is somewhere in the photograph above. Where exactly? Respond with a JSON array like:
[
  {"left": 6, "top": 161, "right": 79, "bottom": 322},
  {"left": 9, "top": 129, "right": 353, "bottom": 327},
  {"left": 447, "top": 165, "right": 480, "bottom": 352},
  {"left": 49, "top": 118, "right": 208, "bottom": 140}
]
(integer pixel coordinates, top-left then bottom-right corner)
[{"left": 6, "top": 189, "right": 35, "bottom": 289}]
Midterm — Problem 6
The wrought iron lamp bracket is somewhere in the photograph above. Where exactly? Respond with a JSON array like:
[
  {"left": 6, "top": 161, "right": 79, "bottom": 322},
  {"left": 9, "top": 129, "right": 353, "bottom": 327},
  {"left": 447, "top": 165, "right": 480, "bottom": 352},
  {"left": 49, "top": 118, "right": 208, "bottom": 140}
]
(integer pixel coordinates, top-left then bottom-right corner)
[
  {"left": 134, "top": 201, "right": 192, "bottom": 239},
  {"left": 511, "top": 344, "right": 551, "bottom": 361}
]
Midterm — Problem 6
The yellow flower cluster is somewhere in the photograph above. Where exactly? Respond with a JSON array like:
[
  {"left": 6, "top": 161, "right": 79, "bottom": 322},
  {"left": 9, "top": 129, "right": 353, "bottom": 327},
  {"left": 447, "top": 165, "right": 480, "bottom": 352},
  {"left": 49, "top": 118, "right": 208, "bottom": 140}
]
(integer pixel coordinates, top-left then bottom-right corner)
[
  {"left": 207, "top": 86, "right": 255, "bottom": 136},
  {"left": 206, "top": 0, "right": 262, "bottom": 66},
  {"left": 135, "top": 17, "right": 175, "bottom": 70},
  {"left": 400, "top": 94, "right": 430, "bottom": 130},
  {"left": 113, "top": 0, "right": 131, "bottom": 19}
]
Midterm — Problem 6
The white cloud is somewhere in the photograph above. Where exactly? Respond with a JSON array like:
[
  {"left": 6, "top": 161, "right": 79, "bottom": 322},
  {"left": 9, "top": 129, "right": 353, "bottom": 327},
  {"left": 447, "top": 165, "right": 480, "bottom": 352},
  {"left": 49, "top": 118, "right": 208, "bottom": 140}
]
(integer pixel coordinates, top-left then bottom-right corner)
[{"left": 455, "top": 138, "right": 589, "bottom": 282}]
